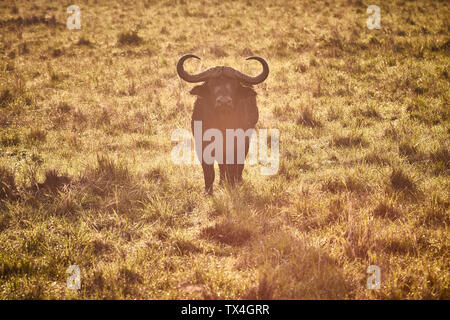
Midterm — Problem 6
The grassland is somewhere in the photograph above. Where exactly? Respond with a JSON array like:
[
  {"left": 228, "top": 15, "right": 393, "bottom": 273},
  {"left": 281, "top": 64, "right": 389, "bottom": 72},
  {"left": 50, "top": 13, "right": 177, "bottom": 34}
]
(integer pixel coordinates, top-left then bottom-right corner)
[{"left": 0, "top": 0, "right": 448, "bottom": 299}]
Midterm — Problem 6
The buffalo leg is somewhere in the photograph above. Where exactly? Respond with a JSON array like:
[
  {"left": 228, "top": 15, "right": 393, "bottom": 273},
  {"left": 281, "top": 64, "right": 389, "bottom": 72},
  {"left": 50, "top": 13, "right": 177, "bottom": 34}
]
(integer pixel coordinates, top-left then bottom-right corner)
[
  {"left": 219, "top": 164, "right": 226, "bottom": 185},
  {"left": 219, "top": 164, "right": 233, "bottom": 185},
  {"left": 195, "top": 130, "right": 215, "bottom": 194},
  {"left": 233, "top": 136, "right": 250, "bottom": 184},
  {"left": 202, "top": 163, "right": 215, "bottom": 194},
  {"left": 235, "top": 164, "right": 245, "bottom": 183}
]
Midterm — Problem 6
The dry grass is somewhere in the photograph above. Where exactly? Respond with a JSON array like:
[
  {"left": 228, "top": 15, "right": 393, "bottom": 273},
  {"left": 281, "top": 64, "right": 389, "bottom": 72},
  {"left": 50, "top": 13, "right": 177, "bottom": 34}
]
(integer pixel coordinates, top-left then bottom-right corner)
[{"left": 0, "top": 0, "right": 448, "bottom": 299}]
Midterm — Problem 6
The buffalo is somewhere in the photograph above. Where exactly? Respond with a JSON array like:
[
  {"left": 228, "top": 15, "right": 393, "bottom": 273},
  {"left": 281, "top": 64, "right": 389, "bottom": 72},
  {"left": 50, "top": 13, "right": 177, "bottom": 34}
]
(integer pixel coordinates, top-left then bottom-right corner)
[{"left": 177, "top": 54, "right": 269, "bottom": 194}]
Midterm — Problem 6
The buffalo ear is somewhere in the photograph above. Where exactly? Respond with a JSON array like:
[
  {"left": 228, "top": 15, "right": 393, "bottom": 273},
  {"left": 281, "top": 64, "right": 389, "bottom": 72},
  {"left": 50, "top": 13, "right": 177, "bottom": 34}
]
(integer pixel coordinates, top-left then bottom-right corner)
[
  {"left": 238, "top": 85, "right": 257, "bottom": 98},
  {"left": 190, "top": 84, "right": 209, "bottom": 97}
]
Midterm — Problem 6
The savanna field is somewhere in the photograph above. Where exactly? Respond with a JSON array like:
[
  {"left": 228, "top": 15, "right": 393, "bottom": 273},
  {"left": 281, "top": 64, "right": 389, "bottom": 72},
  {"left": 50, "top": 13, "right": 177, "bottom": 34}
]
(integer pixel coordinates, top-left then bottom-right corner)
[{"left": 0, "top": 0, "right": 449, "bottom": 299}]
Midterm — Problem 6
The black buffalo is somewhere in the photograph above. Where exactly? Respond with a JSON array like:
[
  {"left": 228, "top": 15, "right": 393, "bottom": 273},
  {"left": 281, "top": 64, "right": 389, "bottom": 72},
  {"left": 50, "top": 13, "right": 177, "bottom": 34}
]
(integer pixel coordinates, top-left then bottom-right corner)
[{"left": 177, "top": 54, "right": 269, "bottom": 193}]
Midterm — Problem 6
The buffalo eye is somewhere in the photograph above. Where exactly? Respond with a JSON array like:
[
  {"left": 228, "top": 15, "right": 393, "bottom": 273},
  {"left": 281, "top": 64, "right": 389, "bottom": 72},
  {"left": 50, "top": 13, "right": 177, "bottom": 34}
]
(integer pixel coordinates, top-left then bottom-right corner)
[
  {"left": 237, "top": 85, "right": 257, "bottom": 99},
  {"left": 189, "top": 84, "right": 209, "bottom": 97}
]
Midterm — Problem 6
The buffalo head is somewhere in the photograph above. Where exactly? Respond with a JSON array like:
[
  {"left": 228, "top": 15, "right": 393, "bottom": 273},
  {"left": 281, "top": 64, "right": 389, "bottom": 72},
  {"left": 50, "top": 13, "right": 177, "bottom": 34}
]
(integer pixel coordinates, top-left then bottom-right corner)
[{"left": 177, "top": 54, "right": 269, "bottom": 115}]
